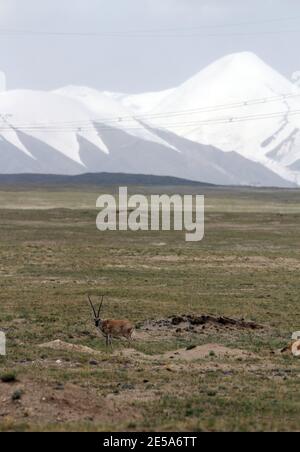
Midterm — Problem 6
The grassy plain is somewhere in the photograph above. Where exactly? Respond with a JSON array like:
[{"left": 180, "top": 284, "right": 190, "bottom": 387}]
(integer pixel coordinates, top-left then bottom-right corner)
[{"left": 0, "top": 185, "right": 299, "bottom": 431}]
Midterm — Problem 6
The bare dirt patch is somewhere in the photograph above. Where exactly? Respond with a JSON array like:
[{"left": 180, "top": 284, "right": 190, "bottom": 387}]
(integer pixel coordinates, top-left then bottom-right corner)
[
  {"left": 38, "top": 339, "right": 102, "bottom": 356},
  {"left": 0, "top": 378, "right": 139, "bottom": 429},
  {"left": 119, "top": 343, "right": 255, "bottom": 363},
  {"left": 139, "top": 314, "right": 263, "bottom": 335},
  {"left": 192, "top": 255, "right": 300, "bottom": 270},
  {"left": 162, "top": 343, "right": 254, "bottom": 361},
  {"left": 37, "top": 339, "right": 254, "bottom": 364}
]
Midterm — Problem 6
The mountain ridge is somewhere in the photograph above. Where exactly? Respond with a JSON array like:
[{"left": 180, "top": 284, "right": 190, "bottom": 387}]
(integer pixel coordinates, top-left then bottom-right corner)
[
  {"left": 0, "top": 172, "right": 214, "bottom": 187},
  {"left": 0, "top": 52, "right": 299, "bottom": 187}
]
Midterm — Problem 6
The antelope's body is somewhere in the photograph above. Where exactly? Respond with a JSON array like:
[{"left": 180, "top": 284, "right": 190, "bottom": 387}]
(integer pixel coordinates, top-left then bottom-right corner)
[
  {"left": 99, "top": 319, "right": 134, "bottom": 346},
  {"left": 88, "top": 295, "right": 134, "bottom": 348}
]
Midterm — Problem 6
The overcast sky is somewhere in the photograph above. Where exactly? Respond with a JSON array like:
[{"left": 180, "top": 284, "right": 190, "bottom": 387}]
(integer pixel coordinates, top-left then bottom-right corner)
[{"left": 1, "top": 0, "right": 300, "bottom": 93}]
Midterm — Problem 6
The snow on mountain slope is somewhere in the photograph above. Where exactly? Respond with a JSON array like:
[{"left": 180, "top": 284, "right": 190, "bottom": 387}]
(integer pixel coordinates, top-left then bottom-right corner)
[
  {"left": 142, "top": 52, "right": 300, "bottom": 185},
  {"left": 106, "top": 88, "right": 175, "bottom": 115},
  {"left": 55, "top": 86, "right": 177, "bottom": 150},
  {"left": 292, "top": 71, "right": 300, "bottom": 87},
  {"left": 0, "top": 90, "right": 109, "bottom": 164}
]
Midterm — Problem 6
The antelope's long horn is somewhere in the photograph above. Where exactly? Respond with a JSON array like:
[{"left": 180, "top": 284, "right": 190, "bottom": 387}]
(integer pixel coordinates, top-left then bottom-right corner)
[
  {"left": 97, "top": 295, "right": 104, "bottom": 317},
  {"left": 87, "top": 295, "right": 97, "bottom": 318}
]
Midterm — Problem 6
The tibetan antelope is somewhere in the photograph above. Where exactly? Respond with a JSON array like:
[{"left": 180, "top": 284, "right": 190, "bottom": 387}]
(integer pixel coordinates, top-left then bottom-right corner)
[{"left": 88, "top": 295, "right": 134, "bottom": 347}]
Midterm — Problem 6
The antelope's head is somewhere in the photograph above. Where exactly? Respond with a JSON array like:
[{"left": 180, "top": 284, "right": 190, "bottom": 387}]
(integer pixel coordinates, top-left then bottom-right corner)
[{"left": 88, "top": 294, "right": 104, "bottom": 328}]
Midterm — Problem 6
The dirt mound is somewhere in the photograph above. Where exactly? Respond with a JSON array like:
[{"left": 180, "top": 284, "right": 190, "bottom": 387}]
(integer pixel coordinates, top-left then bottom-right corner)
[
  {"left": 38, "top": 339, "right": 101, "bottom": 356},
  {"left": 140, "top": 314, "right": 262, "bottom": 333},
  {"left": 38, "top": 341, "right": 252, "bottom": 363},
  {"left": 121, "top": 343, "right": 254, "bottom": 362},
  {"left": 0, "top": 378, "right": 138, "bottom": 427},
  {"left": 162, "top": 344, "right": 254, "bottom": 361}
]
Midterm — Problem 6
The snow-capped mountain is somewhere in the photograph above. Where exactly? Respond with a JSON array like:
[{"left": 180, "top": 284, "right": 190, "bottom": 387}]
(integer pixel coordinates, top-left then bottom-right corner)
[
  {"left": 54, "top": 86, "right": 175, "bottom": 149},
  {"left": 0, "top": 89, "right": 109, "bottom": 164},
  {"left": 105, "top": 88, "right": 175, "bottom": 116},
  {"left": 120, "top": 52, "right": 300, "bottom": 185},
  {"left": 0, "top": 52, "right": 299, "bottom": 186}
]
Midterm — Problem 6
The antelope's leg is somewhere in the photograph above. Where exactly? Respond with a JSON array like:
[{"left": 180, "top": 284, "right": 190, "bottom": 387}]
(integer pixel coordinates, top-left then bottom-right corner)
[{"left": 105, "top": 335, "right": 109, "bottom": 348}]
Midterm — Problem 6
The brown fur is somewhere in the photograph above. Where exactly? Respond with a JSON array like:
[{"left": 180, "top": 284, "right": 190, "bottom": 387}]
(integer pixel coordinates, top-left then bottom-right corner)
[{"left": 100, "top": 319, "right": 134, "bottom": 340}]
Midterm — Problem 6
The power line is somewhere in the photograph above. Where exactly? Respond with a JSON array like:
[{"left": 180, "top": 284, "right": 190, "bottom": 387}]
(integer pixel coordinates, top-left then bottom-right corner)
[
  {"left": 108, "top": 92, "right": 300, "bottom": 123},
  {"left": 1, "top": 108, "right": 300, "bottom": 133},
  {"left": 1, "top": 92, "right": 300, "bottom": 128}
]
